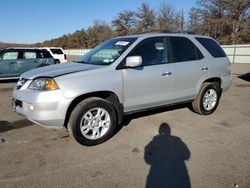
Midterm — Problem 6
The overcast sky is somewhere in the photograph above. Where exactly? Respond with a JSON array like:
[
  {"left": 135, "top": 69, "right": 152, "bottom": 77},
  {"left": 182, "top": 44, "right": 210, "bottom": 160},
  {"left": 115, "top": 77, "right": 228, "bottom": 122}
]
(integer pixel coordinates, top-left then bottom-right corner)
[{"left": 0, "top": 0, "right": 197, "bottom": 43}]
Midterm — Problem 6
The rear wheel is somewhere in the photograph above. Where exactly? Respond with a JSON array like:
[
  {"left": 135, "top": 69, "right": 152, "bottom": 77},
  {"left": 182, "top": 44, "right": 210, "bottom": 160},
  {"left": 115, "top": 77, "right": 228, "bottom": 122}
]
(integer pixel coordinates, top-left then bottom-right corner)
[
  {"left": 54, "top": 59, "right": 60, "bottom": 64},
  {"left": 68, "top": 97, "right": 117, "bottom": 146},
  {"left": 191, "top": 82, "right": 221, "bottom": 115}
]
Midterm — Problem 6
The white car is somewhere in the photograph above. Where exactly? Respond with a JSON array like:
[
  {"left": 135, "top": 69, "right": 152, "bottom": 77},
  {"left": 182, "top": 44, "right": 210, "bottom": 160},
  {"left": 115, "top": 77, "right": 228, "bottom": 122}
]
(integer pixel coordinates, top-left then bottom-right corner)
[{"left": 41, "top": 47, "right": 67, "bottom": 64}]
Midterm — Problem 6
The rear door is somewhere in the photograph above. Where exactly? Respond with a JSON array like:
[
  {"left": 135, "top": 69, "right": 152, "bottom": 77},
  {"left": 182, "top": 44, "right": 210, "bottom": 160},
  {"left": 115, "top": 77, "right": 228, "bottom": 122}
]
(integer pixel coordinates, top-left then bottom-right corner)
[
  {"left": 169, "top": 36, "right": 209, "bottom": 102},
  {"left": 121, "top": 37, "right": 173, "bottom": 112},
  {"left": 195, "top": 37, "right": 229, "bottom": 78},
  {"left": 0, "top": 51, "right": 19, "bottom": 78},
  {"left": 36, "top": 50, "right": 55, "bottom": 66},
  {"left": 17, "top": 50, "right": 39, "bottom": 74}
]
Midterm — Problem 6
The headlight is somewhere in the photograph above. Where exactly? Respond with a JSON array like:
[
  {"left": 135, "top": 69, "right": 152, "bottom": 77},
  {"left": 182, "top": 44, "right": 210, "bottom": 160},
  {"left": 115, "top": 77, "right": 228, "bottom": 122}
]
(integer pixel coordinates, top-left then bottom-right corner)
[{"left": 28, "top": 78, "right": 59, "bottom": 90}]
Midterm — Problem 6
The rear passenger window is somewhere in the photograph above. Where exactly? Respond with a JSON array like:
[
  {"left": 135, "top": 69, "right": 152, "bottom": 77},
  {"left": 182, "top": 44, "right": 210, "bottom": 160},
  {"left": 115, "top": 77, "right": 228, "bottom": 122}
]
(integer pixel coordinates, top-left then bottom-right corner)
[
  {"left": 24, "top": 52, "right": 37, "bottom": 59},
  {"left": 50, "top": 49, "right": 63, "bottom": 54},
  {"left": 170, "top": 37, "right": 203, "bottom": 62},
  {"left": 195, "top": 37, "right": 226, "bottom": 58}
]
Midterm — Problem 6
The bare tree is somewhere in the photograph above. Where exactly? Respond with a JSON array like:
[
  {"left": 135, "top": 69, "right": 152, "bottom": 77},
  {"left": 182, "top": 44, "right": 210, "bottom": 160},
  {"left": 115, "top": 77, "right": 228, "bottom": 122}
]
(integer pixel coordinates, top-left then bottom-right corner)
[
  {"left": 174, "top": 9, "right": 185, "bottom": 32},
  {"left": 112, "top": 10, "right": 136, "bottom": 36},
  {"left": 222, "top": 0, "right": 250, "bottom": 44},
  {"left": 87, "top": 20, "right": 113, "bottom": 48},
  {"left": 190, "top": 0, "right": 249, "bottom": 43},
  {"left": 157, "top": 2, "right": 175, "bottom": 31},
  {"left": 188, "top": 7, "right": 201, "bottom": 32},
  {"left": 136, "top": 3, "right": 156, "bottom": 32}
]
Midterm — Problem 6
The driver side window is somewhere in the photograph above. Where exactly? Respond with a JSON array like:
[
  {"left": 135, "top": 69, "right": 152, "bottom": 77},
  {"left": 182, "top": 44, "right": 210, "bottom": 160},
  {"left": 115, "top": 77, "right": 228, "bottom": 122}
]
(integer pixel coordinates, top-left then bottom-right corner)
[
  {"left": 128, "top": 37, "right": 167, "bottom": 66},
  {"left": 2, "top": 52, "right": 18, "bottom": 60}
]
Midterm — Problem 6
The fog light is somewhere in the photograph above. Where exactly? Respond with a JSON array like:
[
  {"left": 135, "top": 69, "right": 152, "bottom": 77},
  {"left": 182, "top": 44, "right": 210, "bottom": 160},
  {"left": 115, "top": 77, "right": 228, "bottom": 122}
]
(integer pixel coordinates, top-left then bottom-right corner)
[{"left": 27, "top": 104, "right": 34, "bottom": 111}]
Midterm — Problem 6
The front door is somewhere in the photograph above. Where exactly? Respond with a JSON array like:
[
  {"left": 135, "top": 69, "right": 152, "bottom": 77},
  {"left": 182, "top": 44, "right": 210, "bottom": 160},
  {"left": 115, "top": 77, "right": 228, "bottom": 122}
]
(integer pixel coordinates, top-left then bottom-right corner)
[
  {"left": 0, "top": 51, "right": 19, "bottom": 78},
  {"left": 121, "top": 37, "right": 173, "bottom": 112}
]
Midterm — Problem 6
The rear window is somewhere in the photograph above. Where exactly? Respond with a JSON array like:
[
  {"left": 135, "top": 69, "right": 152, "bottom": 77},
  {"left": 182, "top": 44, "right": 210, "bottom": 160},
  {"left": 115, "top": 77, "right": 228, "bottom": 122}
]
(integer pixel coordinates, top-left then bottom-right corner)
[
  {"left": 37, "top": 50, "right": 53, "bottom": 58},
  {"left": 195, "top": 37, "right": 226, "bottom": 58},
  {"left": 170, "top": 37, "right": 203, "bottom": 62},
  {"left": 50, "top": 49, "right": 63, "bottom": 54}
]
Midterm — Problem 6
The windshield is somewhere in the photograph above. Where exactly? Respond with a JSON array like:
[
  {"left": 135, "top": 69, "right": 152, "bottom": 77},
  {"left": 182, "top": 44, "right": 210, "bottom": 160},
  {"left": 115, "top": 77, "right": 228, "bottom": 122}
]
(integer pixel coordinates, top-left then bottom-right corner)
[{"left": 78, "top": 37, "right": 137, "bottom": 65}]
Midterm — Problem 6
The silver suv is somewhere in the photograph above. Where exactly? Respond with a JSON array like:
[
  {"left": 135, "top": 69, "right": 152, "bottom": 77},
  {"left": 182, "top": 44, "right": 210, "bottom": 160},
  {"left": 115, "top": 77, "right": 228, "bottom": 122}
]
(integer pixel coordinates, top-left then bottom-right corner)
[{"left": 13, "top": 32, "right": 232, "bottom": 146}]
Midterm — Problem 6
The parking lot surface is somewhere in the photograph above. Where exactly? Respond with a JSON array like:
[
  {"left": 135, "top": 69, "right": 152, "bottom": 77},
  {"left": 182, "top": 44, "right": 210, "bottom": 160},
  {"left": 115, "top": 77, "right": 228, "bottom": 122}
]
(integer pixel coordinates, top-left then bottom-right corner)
[{"left": 0, "top": 61, "right": 250, "bottom": 188}]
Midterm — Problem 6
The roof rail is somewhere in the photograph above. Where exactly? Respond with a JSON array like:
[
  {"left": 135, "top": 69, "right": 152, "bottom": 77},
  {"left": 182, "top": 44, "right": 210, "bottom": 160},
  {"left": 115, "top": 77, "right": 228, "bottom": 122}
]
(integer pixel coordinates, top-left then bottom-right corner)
[{"left": 135, "top": 30, "right": 195, "bottom": 35}]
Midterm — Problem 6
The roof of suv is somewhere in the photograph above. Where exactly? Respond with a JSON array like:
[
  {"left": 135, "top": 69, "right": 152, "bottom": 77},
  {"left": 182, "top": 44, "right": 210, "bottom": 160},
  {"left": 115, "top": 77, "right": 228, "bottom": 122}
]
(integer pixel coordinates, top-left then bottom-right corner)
[
  {"left": 41, "top": 47, "right": 64, "bottom": 50},
  {"left": 117, "top": 31, "right": 211, "bottom": 40},
  {"left": 1, "top": 48, "right": 50, "bottom": 52}
]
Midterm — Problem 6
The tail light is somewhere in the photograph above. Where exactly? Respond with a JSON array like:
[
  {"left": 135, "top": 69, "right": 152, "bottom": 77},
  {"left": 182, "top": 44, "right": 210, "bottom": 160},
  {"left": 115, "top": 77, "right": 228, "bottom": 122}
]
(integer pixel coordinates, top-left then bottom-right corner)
[{"left": 64, "top": 54, "right": 67, "bottom": 60}]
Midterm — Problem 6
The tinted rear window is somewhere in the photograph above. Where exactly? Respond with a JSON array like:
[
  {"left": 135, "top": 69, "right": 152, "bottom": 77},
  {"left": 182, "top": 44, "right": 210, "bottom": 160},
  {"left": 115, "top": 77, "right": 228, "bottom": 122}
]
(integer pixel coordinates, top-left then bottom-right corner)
[
  {"left": 195, "top": 37, "right": 226, "bottom": 58},
  {"left": 170, "top": 37, "right": 203, "bottom": 62},
  {"left": 50, "top": 49, "right": 63, "bottom": 54},
  {"left": 37, "top": 50, "right": 53, "bottom": 58}
]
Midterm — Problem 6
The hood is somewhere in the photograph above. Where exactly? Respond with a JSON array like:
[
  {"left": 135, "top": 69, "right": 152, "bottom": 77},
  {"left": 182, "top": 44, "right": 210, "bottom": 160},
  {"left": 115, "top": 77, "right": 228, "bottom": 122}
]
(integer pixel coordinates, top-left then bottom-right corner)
[{"left": 21, "top": 62, "right": 102, "bottom": 79}]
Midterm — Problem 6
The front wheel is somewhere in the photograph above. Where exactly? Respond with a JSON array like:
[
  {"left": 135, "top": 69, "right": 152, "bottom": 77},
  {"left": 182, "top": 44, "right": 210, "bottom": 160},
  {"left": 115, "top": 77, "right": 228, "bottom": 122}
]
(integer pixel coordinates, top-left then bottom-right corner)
[
  {"left": 68, "top": 97, "right": 117, "bottom": 146},
  {"left": 191, "top": 82, "right": 221, "bottom": 115}
]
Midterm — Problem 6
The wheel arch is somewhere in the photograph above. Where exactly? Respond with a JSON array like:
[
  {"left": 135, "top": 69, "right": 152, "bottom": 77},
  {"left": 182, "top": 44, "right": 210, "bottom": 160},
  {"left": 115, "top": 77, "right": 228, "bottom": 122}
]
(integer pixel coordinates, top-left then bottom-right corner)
[
  {"left": 195, "top": 77, "right": 222, "bottom": 98},
  {"left": 63, "top": 91, "right": 123, "bottom": 129},
  {"left": 203, "top": 77, "right": 221, "bottom": 86},
  {"left": 195, "top": 77, "right": 222, "bottom": 99}
]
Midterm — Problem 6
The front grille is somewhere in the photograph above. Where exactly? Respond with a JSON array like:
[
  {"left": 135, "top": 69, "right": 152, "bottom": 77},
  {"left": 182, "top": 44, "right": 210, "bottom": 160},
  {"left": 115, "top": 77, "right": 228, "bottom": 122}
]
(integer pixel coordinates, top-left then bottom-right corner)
[
  {"left": 16, "top": 78, "right": 28, "bottom": 90},
  {"left": 15, "top": 99, "right": 22, "bottom": 108}
]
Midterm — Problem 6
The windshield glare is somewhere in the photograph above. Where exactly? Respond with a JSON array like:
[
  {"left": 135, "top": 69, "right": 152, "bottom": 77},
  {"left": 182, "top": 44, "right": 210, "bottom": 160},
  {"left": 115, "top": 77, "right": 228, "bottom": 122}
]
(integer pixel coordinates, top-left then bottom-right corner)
[{"left": 78, "top": 37, "right": 137, "bottom": 65}]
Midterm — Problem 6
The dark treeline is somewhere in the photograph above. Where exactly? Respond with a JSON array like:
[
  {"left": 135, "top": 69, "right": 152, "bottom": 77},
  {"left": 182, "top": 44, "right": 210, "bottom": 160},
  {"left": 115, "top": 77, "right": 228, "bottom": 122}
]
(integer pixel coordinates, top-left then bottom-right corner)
[
  {"left": 0, "top": 42, "right": 28, "bottom": 48},
  {"left": 31, "top": 0, "right": 250, "bottom": 49}
]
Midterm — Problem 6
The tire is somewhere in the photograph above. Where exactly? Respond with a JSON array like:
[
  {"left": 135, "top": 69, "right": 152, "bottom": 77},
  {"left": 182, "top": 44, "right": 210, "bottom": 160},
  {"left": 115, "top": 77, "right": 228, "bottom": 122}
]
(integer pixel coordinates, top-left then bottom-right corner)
[
  {"left": 68, "top": 97, "right": 117, "bottom": 146},
  {"left": 191, "top": 82, "right": 221, "bottom": 115},
  {"left": 55, "top": 59, "right": 60, "bottom": 64}
]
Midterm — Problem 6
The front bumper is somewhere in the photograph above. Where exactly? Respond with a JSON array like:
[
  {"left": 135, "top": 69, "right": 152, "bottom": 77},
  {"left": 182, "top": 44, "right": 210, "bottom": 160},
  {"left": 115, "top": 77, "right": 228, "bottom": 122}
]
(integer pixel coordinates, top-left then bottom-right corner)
[{"left": 13, "top": 87, "right": 71, "bottom": 129}]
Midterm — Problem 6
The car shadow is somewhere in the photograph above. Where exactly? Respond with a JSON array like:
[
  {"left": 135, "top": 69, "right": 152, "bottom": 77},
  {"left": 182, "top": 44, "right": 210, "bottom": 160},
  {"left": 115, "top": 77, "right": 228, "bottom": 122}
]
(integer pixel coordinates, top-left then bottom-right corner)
[
  {"left": 238, "top": 73, "right": 250, "bottom": 82},
  {"left": 0, "top": 119, "right": 33, "bottom": 133},
  {"left": 144, "top": 123, "right": 191, "bottom": 188},
  {"left": 113, "top": 103, "right": 190, "bottom": 136},
  {"left": 122, "top": 103, "right": 189, "bottom": 127}
]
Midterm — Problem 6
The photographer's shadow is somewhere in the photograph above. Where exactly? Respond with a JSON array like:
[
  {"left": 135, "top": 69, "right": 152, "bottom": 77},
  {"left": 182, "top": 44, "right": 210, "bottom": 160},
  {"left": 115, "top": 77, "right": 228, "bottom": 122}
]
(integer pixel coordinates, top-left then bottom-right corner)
[{"left": 144, "top": 123, "right": 191, "bottom": 188}]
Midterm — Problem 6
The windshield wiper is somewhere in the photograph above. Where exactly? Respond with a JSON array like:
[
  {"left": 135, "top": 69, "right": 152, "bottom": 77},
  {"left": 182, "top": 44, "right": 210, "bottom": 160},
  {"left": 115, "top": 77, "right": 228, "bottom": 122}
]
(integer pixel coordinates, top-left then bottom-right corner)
[{"left": 74, "top": 60, "right": 88, "bottom": 64}]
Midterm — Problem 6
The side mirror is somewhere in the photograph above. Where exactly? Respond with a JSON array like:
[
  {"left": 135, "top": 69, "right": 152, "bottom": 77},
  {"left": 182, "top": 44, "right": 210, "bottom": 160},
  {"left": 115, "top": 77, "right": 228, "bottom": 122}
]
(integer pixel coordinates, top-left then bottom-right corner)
[{"left": 125, "top": 56, "right": 142, "bottom": 68}]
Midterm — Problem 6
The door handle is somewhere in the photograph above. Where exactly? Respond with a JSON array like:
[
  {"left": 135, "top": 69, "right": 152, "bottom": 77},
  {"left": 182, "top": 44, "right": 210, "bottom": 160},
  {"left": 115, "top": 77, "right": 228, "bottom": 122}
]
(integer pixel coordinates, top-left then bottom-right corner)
[
  {"left": 10, "top": 62, "right": 17, "bottom": 64},
  {"left": 201, "top": 67, "right": 209, "bottom": 71},
  {"left": 162, "top": 72, "right": 172, "bottom": 76}
]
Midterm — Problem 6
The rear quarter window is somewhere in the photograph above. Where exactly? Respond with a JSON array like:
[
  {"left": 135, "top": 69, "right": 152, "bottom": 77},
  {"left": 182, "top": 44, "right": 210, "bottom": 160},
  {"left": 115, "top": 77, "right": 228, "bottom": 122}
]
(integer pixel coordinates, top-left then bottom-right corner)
[
  {"left": 195, "top": 37, "right": 226, "bottom": 58},
  {"left": 50, "top": 49, "right": 63, "bottom": 54},
  {"left": 37, "top": 50, "right": 53, "bottom": 58}
]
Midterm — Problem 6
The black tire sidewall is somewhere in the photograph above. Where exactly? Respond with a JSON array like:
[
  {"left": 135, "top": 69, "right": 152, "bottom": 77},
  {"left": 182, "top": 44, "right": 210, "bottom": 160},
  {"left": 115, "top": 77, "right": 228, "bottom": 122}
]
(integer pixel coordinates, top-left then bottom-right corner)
[
  {"left": 70, "top": 99, "right": 117, "bottom": 146},
  {"left": 199, "top": 84, "right": 220, "bottom": 115},
  {"left": 55, "top": 59, "right": 60, "bottom": 64}
]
